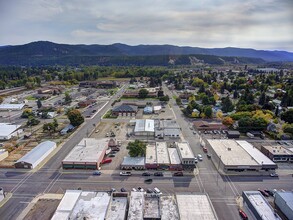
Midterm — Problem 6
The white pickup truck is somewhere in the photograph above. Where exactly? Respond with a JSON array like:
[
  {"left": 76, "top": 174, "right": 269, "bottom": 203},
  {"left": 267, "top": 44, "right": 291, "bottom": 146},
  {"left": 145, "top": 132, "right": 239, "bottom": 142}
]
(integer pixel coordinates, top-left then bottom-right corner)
[{"left": 120, "top": 171, "right": 132, "bottom": 176}]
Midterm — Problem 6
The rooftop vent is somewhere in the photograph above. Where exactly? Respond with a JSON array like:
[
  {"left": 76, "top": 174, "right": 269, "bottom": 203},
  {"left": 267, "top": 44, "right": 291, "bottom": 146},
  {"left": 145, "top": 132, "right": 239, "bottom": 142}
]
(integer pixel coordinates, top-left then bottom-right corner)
[{"left": 227, "top": 147, "right": 231, "bottom": 151}]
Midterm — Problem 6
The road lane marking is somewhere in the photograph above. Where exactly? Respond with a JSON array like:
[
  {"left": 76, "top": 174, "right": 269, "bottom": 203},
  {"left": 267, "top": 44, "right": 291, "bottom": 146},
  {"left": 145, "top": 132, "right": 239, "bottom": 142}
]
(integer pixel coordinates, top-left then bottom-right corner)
[{"left": 11, "top": 171, "right": 34, "bottom": 194}]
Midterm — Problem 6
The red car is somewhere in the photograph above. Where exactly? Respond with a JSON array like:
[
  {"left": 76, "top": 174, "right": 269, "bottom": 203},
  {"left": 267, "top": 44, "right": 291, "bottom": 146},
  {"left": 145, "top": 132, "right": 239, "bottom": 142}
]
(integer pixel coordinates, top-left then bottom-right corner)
[
  {"left": 239, "top": 209, "right": 248, "bottom": 220},
  {"left": 203, "top": 147, "right": 208, "bottom": 153},
  {"left": 101, "top": 158, "right": 112, "bottom": 164}
]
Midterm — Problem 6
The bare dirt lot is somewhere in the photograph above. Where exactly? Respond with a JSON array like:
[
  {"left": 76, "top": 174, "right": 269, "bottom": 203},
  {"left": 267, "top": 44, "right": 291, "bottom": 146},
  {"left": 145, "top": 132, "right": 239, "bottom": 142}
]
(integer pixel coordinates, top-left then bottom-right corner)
[{"left": 23, "top": 199, "right": 60, "bottom": 220}]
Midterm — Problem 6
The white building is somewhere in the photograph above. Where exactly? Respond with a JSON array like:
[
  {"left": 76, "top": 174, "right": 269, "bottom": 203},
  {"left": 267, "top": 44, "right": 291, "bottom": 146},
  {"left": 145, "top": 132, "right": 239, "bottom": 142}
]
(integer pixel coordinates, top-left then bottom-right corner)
[
  {"left": 0, "top": 123, "right": 22, "bottom": 140},
  {"left": 134, "top": 119, "right": 155, "bottom": 136},
  {"left": 15, "top": 141, "right": 56, "bottom": 169},
  {"left": 176, "top": 142, "right": 196, "bottom": 170},
  {"left": 0, "top": 104, "right": 25, "bottom": 111}
]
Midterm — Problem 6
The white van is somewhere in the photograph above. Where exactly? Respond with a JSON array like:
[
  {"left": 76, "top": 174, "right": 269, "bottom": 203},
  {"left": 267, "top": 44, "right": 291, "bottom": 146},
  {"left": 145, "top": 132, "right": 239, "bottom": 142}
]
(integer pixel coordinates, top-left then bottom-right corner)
[{"left": 154, "top": 187, "right": 161, "bottom": 194}]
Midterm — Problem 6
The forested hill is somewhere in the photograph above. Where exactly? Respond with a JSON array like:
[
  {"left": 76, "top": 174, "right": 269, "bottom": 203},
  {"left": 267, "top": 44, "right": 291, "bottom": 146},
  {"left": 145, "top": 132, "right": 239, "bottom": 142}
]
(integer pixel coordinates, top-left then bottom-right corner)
[{"left": 0, "top": 41, "right": 292, "bottom": 66}]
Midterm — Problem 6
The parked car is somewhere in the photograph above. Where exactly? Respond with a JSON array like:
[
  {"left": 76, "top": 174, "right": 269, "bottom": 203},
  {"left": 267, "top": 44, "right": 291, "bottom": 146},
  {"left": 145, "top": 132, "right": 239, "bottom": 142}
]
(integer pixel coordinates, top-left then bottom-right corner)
[
  {"left": 138, "top": 187, "right": 144, "bottom": 192},
  {"left": 93, "top": 170, "right": 101, "bottom": 176},
  {"left": 108, "top": 154, "right": 115, "bottom": 158},
  {"left": 270, "top": 173, "right": 279, "bottom": 177},
  {"left": 239, "top": 209, "right": 248, "bottom": 220},
  {"left": 111, "top": 188, "right": 116, "bottom": 192},
  {"left": 258, "top": 189, "right": 269, "bottom": 197},
  {"left": 264, "top": 189, "right": 275, "bottom": 196},
  {"left": 120, "top": 171, "right": 132, "bottom": 176},
  {"left": 111, "top": 147, "right": 120, "bottom": 152},
  {"left": 142, "top": 172, "right": 151, "bottom": 176},
  {"left": 197, "top": 154, "right": 203, "bottom": 161},
  {"left": 173, "top": 172, "right": 183, "bottom": 176},
  {"left": 101, "top": 158, "right": 112, "bottom": 164},
  {"left": 194, "top": 157, "right": 198, "bottom": 163},
  {"left": 203, "top": 147, "right": 208, "bottom": 153},
  {"left": 132, "top": 188, "right": 137, "bottom": 192},
  {"left": 147, "top": 188, "right": 153, "bottom": 193},
  {"left": 207, "top": 154, "right": 211, "bottom": 159},
  {"left": 154, "top": 187, "right": 161, "bottom": 194},
  {"left": 120, "top": 188, "right": 127, "bottom": 192},
  {"left": 154, "top": 172, "right": 163, "bottom": 176}
]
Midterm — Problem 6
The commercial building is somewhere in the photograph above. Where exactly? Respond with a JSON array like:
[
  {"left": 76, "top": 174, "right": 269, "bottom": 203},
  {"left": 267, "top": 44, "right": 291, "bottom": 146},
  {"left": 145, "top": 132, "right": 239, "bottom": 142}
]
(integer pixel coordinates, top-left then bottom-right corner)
[
  {"left": 0, "top": 103, "right": 25, "bottom": 111},
  {"left": 0, "top": 123, "right": 22, "bottom": 140},
  {"left": 112, "top": 104, "right": 138, "bottom": 117},
  {"left": 62, "top": 138, "right": 108, "bottom": 169},
  {"left": 15, "top": 141, "right": 56, "bottom": 169},
  {"left": 160, "top": 195, "right": 180, "bottom": 220},
  {"left": 176, "top": 142, "right": 196, "bottom": 170},
  {"left": 121, "top": 156, "right": 145, "bottom": 170},
  {"left": 242, "top": 191, "right": 281, "bottom": 220},
  {"left": 52, "top": 190, "right": 111, "bottom": 220},
  {"left": 0, "top": 149, "right": 8, "bottom": 162},
  {"left": 156, "top": 142, "right": 170, "bottom": 170},
  {"left": 106, "top": 192, "right": 129, "bottom": 220},
  {"left": 145, "top": 143, "right": 157, "bottom": 169},
  {"left": 261, "top": 145, "right": 293, "bottom": 162},
  {"left": 155, "top": 120, "right": 181, "bottom": 140},
  {"left": 176, "top": 193, "right": 218, "bottom": 220},
  {"left": 168, "top": 148, "right": 182, "bottom": 171},
  {"left": 193, "top": 120, "right": 227, "bottom": 131},
  {"left": 274, "top": 191, "right": 293, "bottom": 220},
  {"left": 79, "top": 80, "right": 117, "bottom": 88},
  {"left": 128, "top": 191, "right": 145, "bottom": 220},
  {"left": 144, "top": 196, "right": 161, "bottom": 219},
  {"left": 134, "top": 119, "right": 155, "bottom": 136},
  {"left": 78, "top": 99, "right": 96, "bottom": 108},
  {"left": 206, "top": 139, "right": 277, "bottom": 173}
]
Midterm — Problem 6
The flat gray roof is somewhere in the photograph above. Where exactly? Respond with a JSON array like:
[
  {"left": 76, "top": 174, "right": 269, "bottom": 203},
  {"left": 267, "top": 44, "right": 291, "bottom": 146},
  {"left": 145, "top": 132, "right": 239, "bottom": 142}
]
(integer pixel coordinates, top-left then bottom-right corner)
[
  {"left": 176, "top": 193, "right": 218, "bottom": 220},
  {"left": 275, "top": 191, "right": 293, "bottom": 213},
  {"left": 15, "top": 141, "right": 56, "bottom": 168},
  {"left": 237, "top": 141, "right": 275, "bottom": 166},
  {"left": 134, "top": 119, "right": 155, "bottom": 133},
  {"left": 243, "top": 191, "right": 281, "bottom": 220},
  {"left": 144, "top": 196, "right": 160, "bottom": 219},
  {"left": 106, "top": 194, "right": 128, "bottom": 220},
  {"left": 262, "top": 145, "right": 293, "bottom": 155},
  {"left": 176, "top": 142, "right": 194, "bottom": 159},
  {"left": 168, "top": 148, "right": 181, "bottom": 165},
  {"left": 207, "top": 139, "right": 259, "bottom": 166},
  {"left": 128, "top": 192, "right": 145, "bottom": 220},
  {"left": 160, "top": 195, "right": 179, "bottom": 220},
  {"left": 160, "top": 120, "right": 180, "bottom": 129},
  {"left": 146, "top": 144, "right": 157, "bottom": 164},
  {"left": 70, "top": 191, "right": 111, "bottom": 220},
  {"left": 0, "top": 104, "right": 25, "bottom": 110},
  {"left": 63, "top": 138, "right": 108, "bottom": 163},
  {"left": 121, "top": 156, "right": 145, "bottom": 166},
  {"left": 156, "top": 142, "right": 170, "bottom": 164}
]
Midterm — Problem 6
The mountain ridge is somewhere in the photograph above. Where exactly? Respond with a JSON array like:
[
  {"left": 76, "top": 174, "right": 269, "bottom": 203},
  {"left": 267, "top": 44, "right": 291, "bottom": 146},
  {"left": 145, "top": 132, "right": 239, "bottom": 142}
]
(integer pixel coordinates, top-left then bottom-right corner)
[{"left": 0, "top": 41, "right": 292, "bottom": 66}]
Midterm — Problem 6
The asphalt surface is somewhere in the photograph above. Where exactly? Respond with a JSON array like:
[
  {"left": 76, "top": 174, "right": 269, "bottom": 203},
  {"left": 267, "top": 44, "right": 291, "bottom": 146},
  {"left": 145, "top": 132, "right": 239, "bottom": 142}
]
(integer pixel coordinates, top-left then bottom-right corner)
[{"left": 0, "top": 83, "right": 292, "bottom": 220}]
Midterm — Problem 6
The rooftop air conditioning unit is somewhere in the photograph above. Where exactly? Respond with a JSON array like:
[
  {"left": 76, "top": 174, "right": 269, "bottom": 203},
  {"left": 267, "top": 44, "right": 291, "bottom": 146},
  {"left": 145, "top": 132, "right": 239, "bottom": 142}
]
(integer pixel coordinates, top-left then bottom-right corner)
[{"left": 227, "top": 147, "right": 231, "bottom": 151}]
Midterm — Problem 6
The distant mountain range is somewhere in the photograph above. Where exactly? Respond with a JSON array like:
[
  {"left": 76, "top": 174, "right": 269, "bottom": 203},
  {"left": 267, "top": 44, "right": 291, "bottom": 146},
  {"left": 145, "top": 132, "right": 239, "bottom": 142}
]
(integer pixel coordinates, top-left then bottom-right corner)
[{"left": 0, "top": 41, "right": 292, "bottom": 66}]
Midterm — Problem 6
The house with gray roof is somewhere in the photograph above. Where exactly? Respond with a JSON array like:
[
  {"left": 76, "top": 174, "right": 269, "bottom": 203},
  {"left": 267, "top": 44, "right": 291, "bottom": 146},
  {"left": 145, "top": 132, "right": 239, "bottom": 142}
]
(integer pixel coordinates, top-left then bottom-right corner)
[{"left": 112, "top": 104, "right": 138, "bottom": 117}]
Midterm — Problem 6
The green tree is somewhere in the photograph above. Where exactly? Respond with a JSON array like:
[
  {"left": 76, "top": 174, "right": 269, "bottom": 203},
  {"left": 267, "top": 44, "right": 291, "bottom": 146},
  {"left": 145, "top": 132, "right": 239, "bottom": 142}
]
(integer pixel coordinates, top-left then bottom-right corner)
[
  {"left": 138, "top": 89, "right": 149, "bottom": 99},
  {"left": 175, "top": 97, "right": 181, "bottom": 105},
  {"left": 258, "top": 92, "right": 267, "bottom": 106},
  {"left": 0, "top": 96, "right": 3, "bottom": 104},
  {"left": 67, "top": 109, "right": 84, "bottom": 126},
  {"left": 283, "top": 123, "right": 293, "bottom": 136},
  {"left": 126, "top": 140, "right": 146, "bottom": 157},
  {"left": 21, "top": 109, "right": 34, "bottom": 118},
  {"left": 64, "top": 91, "right": 72, "bottom": 104},
  {"left": 204, "top": 106, "right": 213, "bottom": 118},
  {"left": 281, "top": 109, "right": 293, "bottom": 123},
  {"left": 159, "top": 95, "right": 169, "bottom": 102},
  {"left": 222, "top": 96, "right": 234, "bottom": 113},
  {"left": 37, "top": 99, "right": 42, "bottom": 109},
  {"left": 26, "top": 116, "right": 40, "bottom": 126}
]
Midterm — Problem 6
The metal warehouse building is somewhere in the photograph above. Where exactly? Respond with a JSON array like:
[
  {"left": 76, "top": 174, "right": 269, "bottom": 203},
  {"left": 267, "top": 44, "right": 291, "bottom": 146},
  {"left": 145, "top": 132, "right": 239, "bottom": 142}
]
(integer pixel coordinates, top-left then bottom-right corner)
[
  {"left": 15, "top": 141, "right": 56, "bottom": 169},
  {"left": 134, "top": 119, "right": 155, "bottom": 136},
  {"left": 242, "top": 191, "right": 281, "bottom": 220},
  {"left": 0, "top": 123, "right": 22, "bottom": 140},
  {"left": 62, "top": 138, "right": 108, "bottom": 169},
  {"left": 206, "top": 139, "right": 277, "bottom": 173},
  {"left": 274, "top": 191, "right": 293, "bottom": 220}
]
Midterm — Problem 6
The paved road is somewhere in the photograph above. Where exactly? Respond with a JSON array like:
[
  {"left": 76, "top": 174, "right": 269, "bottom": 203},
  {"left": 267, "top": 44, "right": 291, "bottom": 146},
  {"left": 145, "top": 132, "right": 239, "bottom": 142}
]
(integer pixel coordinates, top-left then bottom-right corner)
[{"left": 0, "top": 83, "right": 292, "bottom": 220}]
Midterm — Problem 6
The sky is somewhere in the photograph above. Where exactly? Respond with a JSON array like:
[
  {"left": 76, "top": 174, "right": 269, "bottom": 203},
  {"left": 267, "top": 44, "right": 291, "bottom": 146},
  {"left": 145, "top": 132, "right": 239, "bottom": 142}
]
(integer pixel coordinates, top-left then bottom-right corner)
[{"left": 0, "top": 0, "right": 292, "bottom": 51}]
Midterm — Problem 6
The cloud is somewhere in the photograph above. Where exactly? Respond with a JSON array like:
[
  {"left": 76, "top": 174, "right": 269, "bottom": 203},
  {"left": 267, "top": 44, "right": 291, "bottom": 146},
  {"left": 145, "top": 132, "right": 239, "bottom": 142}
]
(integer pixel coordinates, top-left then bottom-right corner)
[{"left": 0, "top": 0, "right": 292, "bottom": 51}]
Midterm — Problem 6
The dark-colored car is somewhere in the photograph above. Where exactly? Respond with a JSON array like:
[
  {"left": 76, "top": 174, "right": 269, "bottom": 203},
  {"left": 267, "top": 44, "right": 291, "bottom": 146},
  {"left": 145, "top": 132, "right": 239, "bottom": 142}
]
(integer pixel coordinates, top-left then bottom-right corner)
[
  {"left": 93, "top": 170, "right": 101, "bottom": 175},
  {"left": 142, "top": 172, "right": 151, "bottom": 176},
  {"left": 207, "top": 154, "right": 212, "bottom": 159},
  {"left": 258, "top": 189, "right": 269, "bottom": 197},
  {"left": 120, "top": 188, "right": 127, "bottom": 192},
  {"left": 239, "top": 209, "right": 248, "bottom": 220},
  {"left": 264, "top": 189, "right": 275, "bottom": 196},
  {"left": 154, "top": 172, "right": 163, "bottom": 176},
  {"left": 173, "top": 172, "right": 183, "bottom": 176},
  {"left": 112, "top": 147, "right": 120, "bottom": 152},
  {"left": 146, "top": 188, "right": 153, "bottom": 193},
  {"left": 108, "top": 154, "right": 115, "bottom": 157},
  {"left": 144, "top": 178, "right": 153, "bottom": 184}
]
